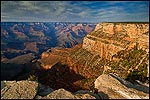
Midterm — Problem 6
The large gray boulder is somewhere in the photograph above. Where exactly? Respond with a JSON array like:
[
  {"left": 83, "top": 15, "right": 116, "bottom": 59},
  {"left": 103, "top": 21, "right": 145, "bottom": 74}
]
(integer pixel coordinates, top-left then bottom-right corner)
[
  {"left": 94, "top": 74, "right": 149, "bottom": 99},
  {"left": 1, "top": 80, "right": 38, "bottom": 99},
  {"left": 1, "top": 80, "right": 97, "bottom": 99},
  {"left": 36, "top": 88, "right": 76, "bottom": 99}
]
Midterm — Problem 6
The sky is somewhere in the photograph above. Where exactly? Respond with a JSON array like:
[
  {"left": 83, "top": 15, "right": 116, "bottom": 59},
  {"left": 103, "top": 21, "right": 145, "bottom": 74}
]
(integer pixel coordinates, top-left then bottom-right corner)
[{"left": 1, "top": 1, "right": 149, "bottom": 22}]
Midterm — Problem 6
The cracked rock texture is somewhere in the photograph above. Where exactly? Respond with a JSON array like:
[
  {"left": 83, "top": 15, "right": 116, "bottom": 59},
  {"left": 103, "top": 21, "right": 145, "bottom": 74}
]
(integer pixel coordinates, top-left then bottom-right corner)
[
  {"left": 1, "top": 81, "right": 97, "bottom": 99},
  {"left": 1, "top": 81, "right": 38, "bottom": 99},
  {"left": 1, "top": 73, "right": 149, "bottom": 99},
  {"left": 95, "top": 74, "right": 149, "bottom": 99},
  {"left": 36, "top": 88, "right": 76, "bottom": 99}
]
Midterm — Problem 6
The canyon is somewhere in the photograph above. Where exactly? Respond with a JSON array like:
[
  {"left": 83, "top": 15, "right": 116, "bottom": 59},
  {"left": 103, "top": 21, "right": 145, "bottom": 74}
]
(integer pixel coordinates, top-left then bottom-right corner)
[
  {"left": 1, "top": 22, "right": 96, "bottom": 80},
  {"left": 1, "top": 22, "right": 96, "bottom": 60},
  {"left": 1, "top": 22, "right": 149, "bottom": 99}
]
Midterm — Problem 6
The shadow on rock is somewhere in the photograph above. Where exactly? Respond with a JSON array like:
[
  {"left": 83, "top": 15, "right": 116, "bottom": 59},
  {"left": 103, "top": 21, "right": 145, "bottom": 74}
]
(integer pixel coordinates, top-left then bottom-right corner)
[
  {"left": 36, "top": 62, "right": 86, "bottom": 92},
  {"left": 74, "top": 89, "right": 109, "bottom": 99},
  {"left": 97, "top": 91, "right": 109, "bottom": 99},
  {"left": 109, "top": 73, "right": 149, "bottom": 94},
  {"left": 1, "top": 62, "right": 33, "bottom": 81}
]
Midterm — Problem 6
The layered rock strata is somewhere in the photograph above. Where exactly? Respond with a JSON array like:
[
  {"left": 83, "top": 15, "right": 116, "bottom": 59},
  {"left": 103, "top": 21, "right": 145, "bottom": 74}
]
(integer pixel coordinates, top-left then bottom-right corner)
[
  {"left": 37, "top": 22, "right": 149, "bottom": 93},
  {"left": 82, "top": 22, "right": 149, "bottom": 60}
]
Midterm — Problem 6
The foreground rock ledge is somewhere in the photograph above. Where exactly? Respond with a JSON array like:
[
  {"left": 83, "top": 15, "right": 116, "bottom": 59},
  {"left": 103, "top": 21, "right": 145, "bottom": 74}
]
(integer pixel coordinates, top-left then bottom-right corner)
[
  {"left": 95, "top": 74, "right": 149, "bottom": 99},
  {"left": 1, "top": 73, "right": 149, "bottom": 99},
  {"left": 1, "top": 81, "right": 38, "bottom": 99},
  {"left": 1, "top": 81, "right": 97, "bottom": 99}
]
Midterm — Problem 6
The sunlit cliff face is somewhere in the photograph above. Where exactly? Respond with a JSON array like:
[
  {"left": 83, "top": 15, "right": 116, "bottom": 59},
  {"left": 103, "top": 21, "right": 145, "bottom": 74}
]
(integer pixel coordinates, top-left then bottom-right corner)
[{"left": 38, "top": 22, "right": 149, "bottom": 92}]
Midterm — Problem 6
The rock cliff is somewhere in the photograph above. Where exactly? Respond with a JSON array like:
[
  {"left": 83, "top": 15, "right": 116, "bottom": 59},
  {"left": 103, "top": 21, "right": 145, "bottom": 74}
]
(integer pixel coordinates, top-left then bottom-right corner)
[
  {"left": 35, "top": 22, "right": 149, "bottom": 93},
  {"left": 82, "top": 22, "right": 149, "bottom": 60}
]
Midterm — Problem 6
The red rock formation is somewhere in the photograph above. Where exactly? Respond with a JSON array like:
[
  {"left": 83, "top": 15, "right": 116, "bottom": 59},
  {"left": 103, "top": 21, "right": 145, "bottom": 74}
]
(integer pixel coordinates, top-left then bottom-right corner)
[
  {"left": 94, "top": 22, "right": 149, "bottom": 38},
  {"left": 83, "top": 22, "right": 149, "bottom": 60},
  {"left": 10, "top": 24, "right": 27, "bottom": 39},
  {"left": 24, "top": 42, "right": 39, "bottom": 53},
  {"left": 29, "top": 27, "right": 45, "bottom": 37},
  {"left": 36, "top": 22, "right": 149, "bottom": 92}
]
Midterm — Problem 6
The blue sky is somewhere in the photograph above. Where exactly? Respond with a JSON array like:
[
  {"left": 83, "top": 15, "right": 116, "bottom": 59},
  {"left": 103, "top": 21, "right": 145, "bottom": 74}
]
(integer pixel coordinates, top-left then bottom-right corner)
[{"left": 1, "top": 1, "right": 149, "bottom": 22}]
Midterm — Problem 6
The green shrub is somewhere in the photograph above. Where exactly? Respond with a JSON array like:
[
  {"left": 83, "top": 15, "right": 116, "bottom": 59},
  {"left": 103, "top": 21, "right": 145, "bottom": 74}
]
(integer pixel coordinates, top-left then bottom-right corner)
[{"left": 107, "top": 43, "right": 148, "bottom": 83}]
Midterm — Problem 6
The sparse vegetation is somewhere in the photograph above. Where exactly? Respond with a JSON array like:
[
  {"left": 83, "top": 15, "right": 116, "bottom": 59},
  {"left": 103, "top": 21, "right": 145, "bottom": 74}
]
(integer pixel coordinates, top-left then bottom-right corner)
[{"left": 106, "top": 43, "right": 149, "bottom": 83}]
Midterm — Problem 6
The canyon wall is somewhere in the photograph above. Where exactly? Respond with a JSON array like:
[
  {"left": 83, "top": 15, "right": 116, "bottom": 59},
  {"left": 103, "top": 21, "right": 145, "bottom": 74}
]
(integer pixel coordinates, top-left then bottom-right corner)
[
  {"left": 82, "top": 22, "right": 149, "bottom": 60},
  {"left": 94, "top": 22, "right": 149, "bottom": 37},
  {"left": 38, "top": 22, "right": 149, "bottom": 95}
]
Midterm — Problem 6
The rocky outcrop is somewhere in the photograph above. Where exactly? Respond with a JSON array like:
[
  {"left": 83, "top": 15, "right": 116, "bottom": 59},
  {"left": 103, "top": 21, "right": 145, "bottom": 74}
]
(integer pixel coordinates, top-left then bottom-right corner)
[
  {"left": 1, "top": 80, "right": 38, "bottom": 99},
  {"left": 82, "top": 36, "right": 125, "bottom": 60},
  {"left": 1, "top": 81, "right": 99, "bottom": 99},
  {"left": 36, "top": 88, "right": 77, "bottom": 99},
  {"left": 83, "top": 22, "right": 149, "bottom": 60},
  {"left": 36, "top": 88, "right": 101, "bottom": 99},
  {"left": 94, "top": 22, "right": 149, "bottom": 38},
  {"left": 1, "top": 73, "right": 149, "bottom": 99},
  {"left": 94, "top": 74, "right": 149, "bottom": 99},
  {"left": 1, "top": 80, "right": 54, "bottom": 99}
]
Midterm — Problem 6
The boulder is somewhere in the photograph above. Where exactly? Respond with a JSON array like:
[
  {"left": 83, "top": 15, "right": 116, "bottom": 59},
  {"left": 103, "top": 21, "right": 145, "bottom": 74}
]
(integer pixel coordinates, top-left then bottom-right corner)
[
  {"left": 36, "top": 88, "right": 76, "bottom": 99},
  {"left": 94, "top": 74, "right": 149, "bottom": 99},
  {"left": 36, "top": 88, "right": 97, "bottom": 99},
  {"left": 1, "top": 80, "right": 38, "bottom": 99}
]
